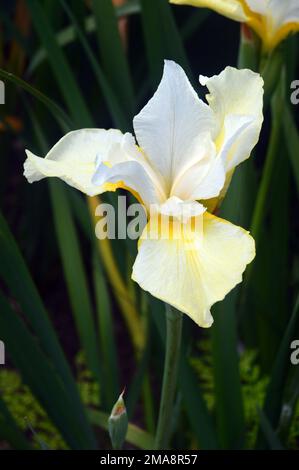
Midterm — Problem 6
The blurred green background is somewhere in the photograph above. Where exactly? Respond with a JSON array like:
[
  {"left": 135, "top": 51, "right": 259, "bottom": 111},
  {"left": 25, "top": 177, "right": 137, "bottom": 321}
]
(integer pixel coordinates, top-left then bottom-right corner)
[{"left": 0, "top": 0, "right": 298, "bottom": 450}]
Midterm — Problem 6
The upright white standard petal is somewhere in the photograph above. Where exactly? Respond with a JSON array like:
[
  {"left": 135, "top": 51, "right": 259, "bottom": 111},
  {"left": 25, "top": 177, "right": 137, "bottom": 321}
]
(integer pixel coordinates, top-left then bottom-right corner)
[
  {"left": 200, "top": 67, "right": 264, "bottom": 173},
  {"left": 132, "top": 212, "right": 255, "bottom": 327},
  {"left": 133, "top": 60, "right": 215, "bottom": 194},
  {"left": 24, "top": 129, "right": 128, "bottom": 196}
]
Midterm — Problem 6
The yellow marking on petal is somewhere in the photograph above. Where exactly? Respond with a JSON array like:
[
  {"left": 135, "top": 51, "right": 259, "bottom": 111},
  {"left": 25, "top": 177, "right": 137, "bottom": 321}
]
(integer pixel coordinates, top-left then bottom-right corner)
[
  {"left": 139, "top": 213, "right": 204, "bottom": 245},
  {"left": 202, "top": 169, "right": 234, "bottom": 214},
  {"left": 132, "top": 211, "right": 255, "bottom": 328},
  {"left": 88, "top": 196, "right": 145, "bottom": 353}
]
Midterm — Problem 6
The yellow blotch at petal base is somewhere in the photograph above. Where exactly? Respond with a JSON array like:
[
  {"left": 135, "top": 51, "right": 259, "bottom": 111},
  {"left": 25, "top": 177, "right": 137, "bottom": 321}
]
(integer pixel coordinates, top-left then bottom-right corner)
[{"left": 132, "top": 212, "right": 255, "bottom": 328}]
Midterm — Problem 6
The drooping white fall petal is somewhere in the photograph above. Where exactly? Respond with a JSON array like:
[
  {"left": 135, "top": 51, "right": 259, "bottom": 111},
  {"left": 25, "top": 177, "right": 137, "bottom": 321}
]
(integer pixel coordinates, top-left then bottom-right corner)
[{"left": 170, "top": 0, "right": 299, "bottom": 50}]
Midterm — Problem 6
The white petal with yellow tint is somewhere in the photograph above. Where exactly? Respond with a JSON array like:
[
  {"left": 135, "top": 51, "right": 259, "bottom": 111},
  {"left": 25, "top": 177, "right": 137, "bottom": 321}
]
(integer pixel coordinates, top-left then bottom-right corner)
[
  {"left": 24, "top": 129, "right": 132, "bottom": 196},
  {"left": 275, "top": 0, "right": 299, "bottom": 25},
  {"left": 171, "top": 134, "right": 225, "bottom": 201},
  {"left": 260, "top": 0, "right": 299, "bottom": 48},
  {"left": 170, "top": 0, "right": 248, "bottom": 22},
  {"left": 133, "top": 60, "right": 215, "bottom": 193},
  {"left": 132, "top": 212, "right": 255, "bottom": 328},
  {"left": 217, "top": 114, "right": 256, "bottom": 171},
  {"left": 200, "top": 67, "right": 264, "bottom": 172},
  {"left": 246, "top": 0, "right": 299, "bottom": 24},
  {"left": 244, "top": 0, "right": 299, "bottom": 49}
]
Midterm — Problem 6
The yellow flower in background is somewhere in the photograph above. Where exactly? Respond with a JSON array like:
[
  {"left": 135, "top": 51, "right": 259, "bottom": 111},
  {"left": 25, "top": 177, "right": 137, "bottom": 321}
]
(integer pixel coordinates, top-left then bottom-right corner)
[
  {"left": 170, "top": 0, "right": 299, "bottom": 51},
  {"left": 24, "top": 61, "right": 263, "bottom": 327}
]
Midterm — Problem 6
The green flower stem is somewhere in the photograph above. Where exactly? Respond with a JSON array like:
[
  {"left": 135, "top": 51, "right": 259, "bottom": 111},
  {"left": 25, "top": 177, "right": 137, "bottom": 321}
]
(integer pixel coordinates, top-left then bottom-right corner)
[{"left": 154, "top": 305, "right": 183, "bottom": 450}]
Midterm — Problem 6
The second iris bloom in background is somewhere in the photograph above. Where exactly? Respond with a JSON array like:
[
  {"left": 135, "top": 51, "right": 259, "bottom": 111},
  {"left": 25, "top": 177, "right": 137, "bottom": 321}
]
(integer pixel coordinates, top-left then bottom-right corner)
[{"left": 24, "top": 61, "right": 263, "bottom": 328}]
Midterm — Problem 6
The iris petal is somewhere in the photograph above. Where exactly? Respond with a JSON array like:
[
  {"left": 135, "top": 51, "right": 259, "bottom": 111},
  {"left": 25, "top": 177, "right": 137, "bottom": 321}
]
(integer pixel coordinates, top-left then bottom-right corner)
[{"left": 132, "top": 212, "right": 255, "bottom": 327}]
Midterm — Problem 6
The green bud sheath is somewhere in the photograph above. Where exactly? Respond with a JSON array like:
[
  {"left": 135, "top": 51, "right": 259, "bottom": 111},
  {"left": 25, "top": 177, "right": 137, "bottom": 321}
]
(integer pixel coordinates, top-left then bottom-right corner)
[{"left": 108, "top": 392, "right": 128, "bottom": 450}]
